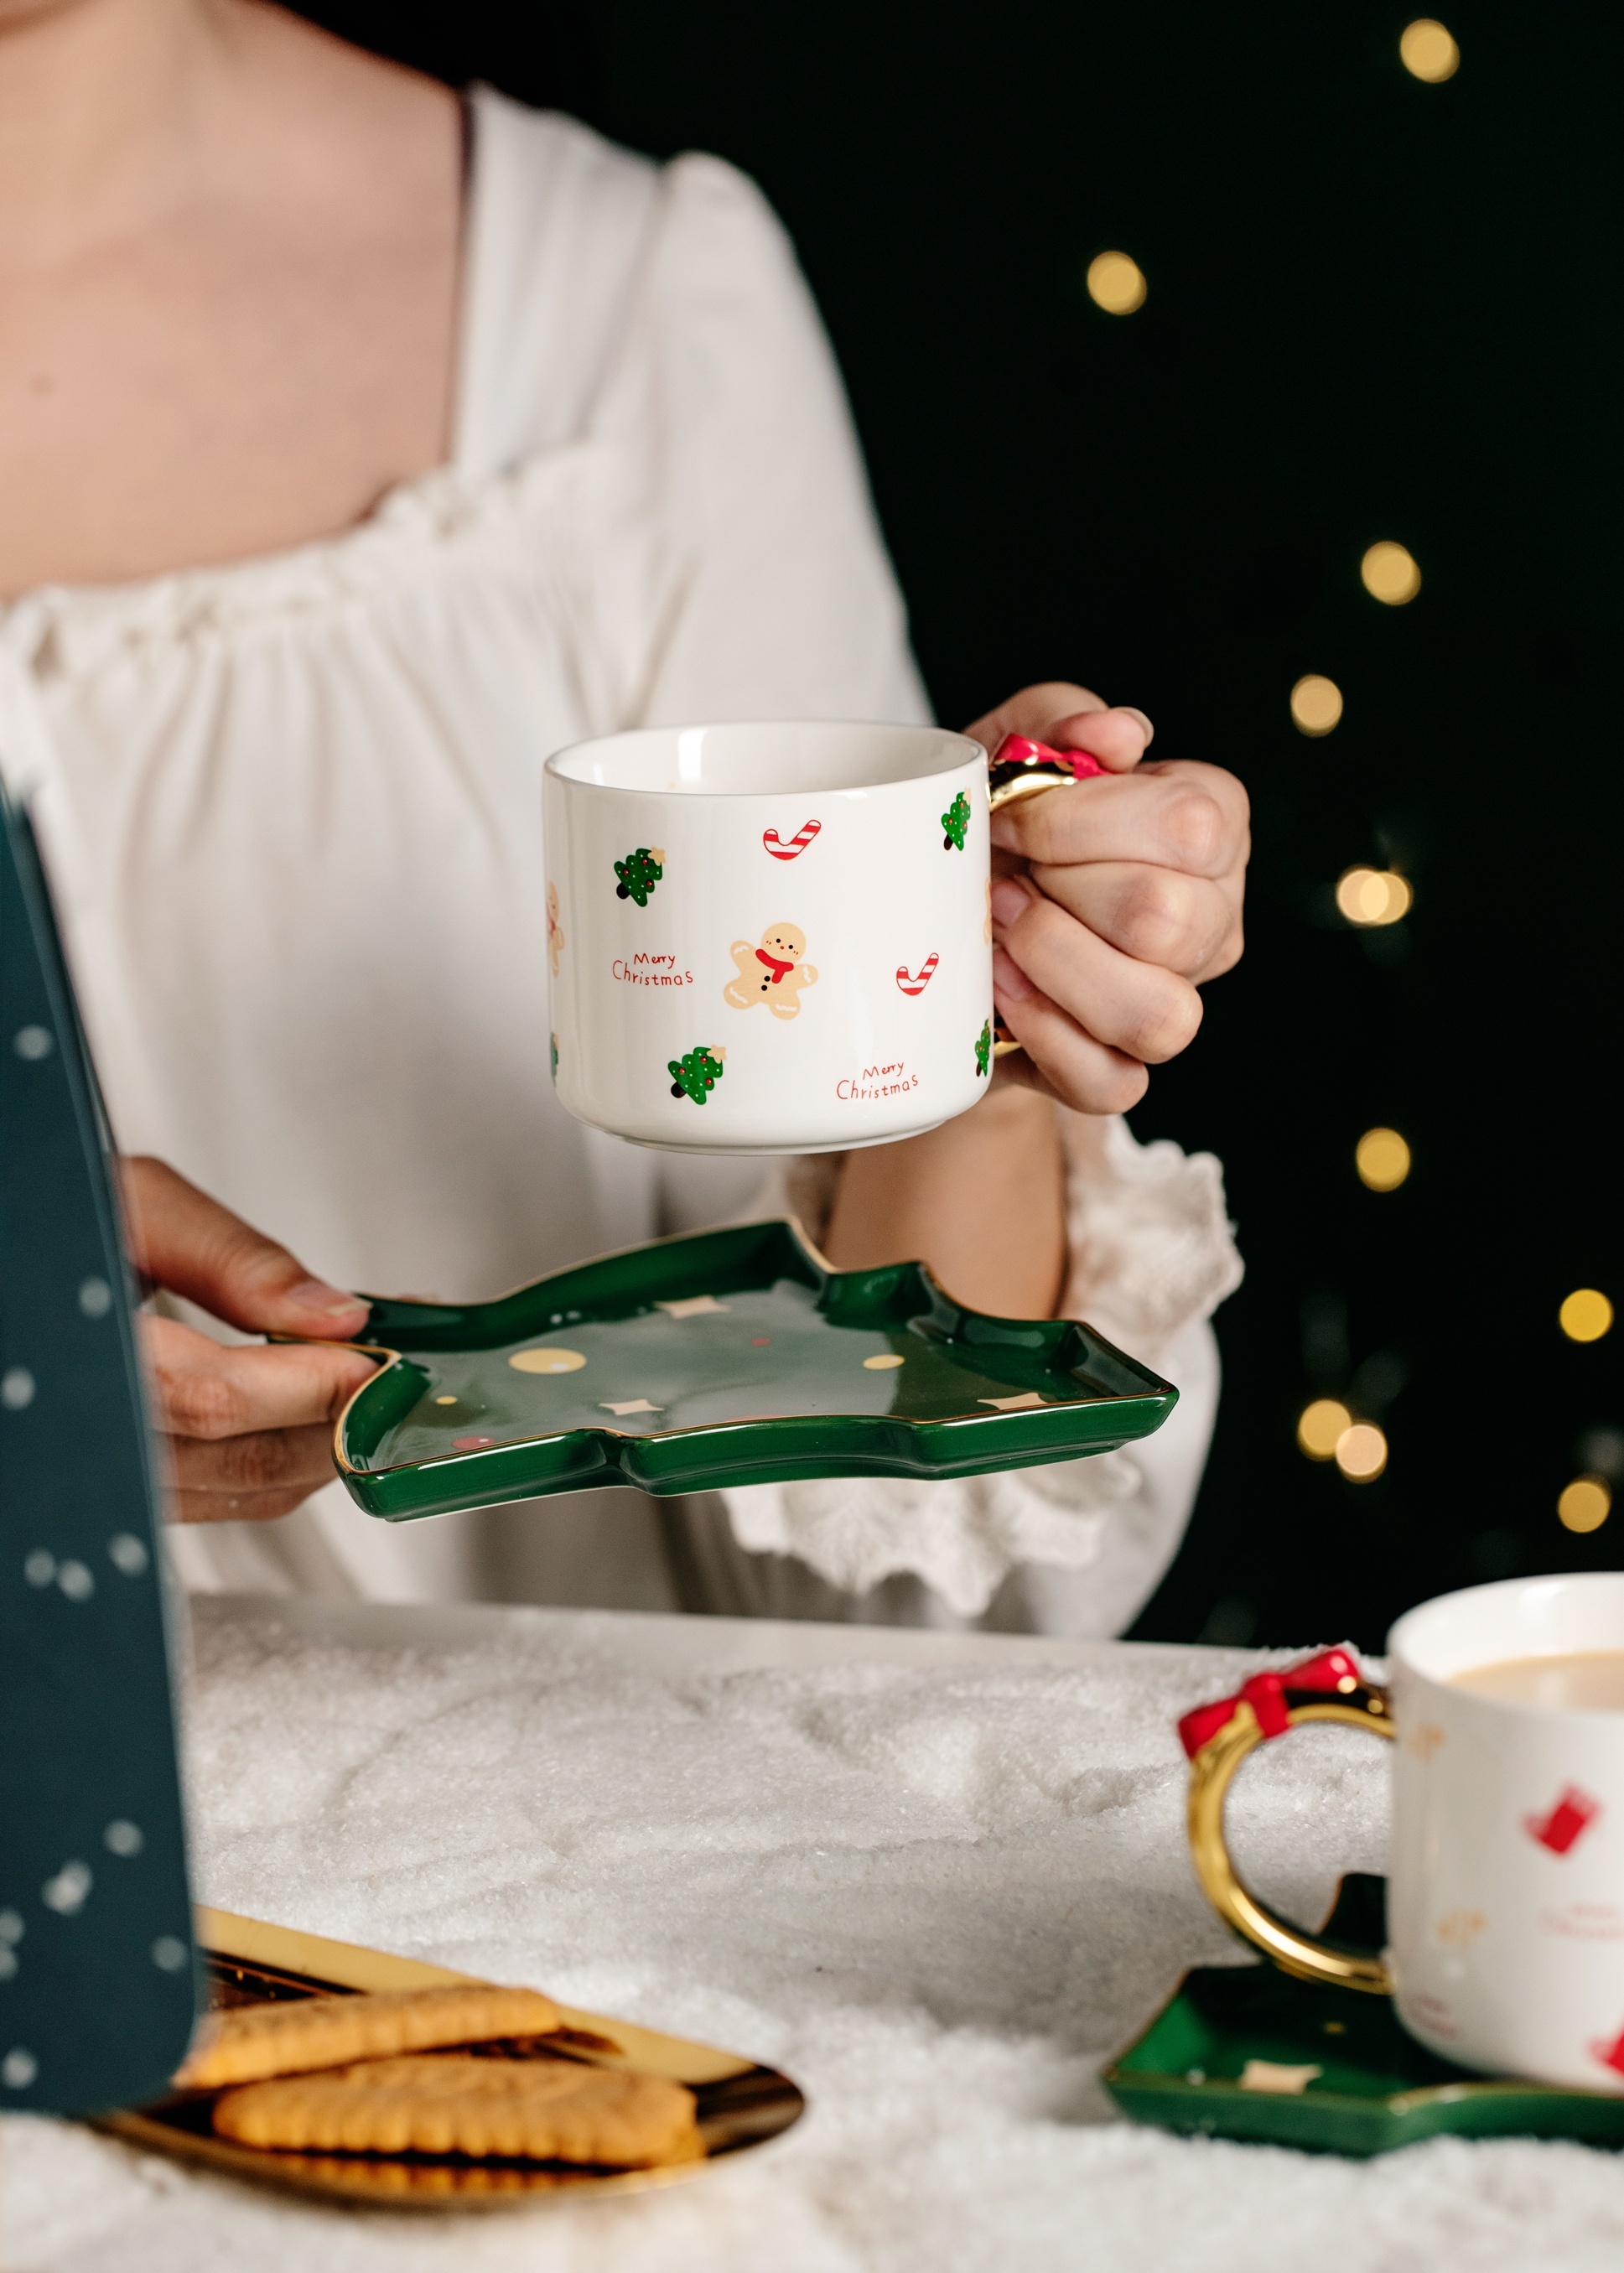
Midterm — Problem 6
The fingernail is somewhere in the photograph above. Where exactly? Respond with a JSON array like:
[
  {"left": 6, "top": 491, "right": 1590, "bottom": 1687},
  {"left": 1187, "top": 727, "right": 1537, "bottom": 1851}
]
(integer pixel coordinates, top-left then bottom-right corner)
[
  {"left": 289, "top": 1278, "right": 366, "bottom": 1320},
  {"left": 992, "top": 945, "right": 1035, "bottom": 1000},
  {"left": 989, "top": 878, "right": 1032, "bottom": 932},
  {"left": 1122, "top": 706, "right": 1154, "bottom": 745}
]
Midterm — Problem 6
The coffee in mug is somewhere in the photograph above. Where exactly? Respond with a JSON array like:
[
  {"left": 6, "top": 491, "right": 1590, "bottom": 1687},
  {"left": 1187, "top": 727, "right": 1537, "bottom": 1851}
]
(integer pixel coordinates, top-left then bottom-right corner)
[
  {"left": 543, "top": 721, "right": 994, "bottom": 1153},
  {"left": 1181, "top": 1573, "right": 1624, "bottom": 2090},
  {"left": 1452, "top": 1653, "right": 1624, "bottom": 1710}
]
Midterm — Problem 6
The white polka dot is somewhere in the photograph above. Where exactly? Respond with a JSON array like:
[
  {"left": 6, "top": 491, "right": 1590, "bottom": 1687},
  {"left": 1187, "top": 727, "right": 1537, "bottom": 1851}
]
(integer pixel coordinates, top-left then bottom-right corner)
[
  {"left": 0, "top": 1949, "right": 15, "bottom": 1983},
  {"left": 12, "top": 1025, "right": 53, "bottom": 1061},
  {"left": 2, "top": 2048, "right": 38, "bottom": 2089},
  {"left": 0, "top": 1911, "right": 23, "bottom": 1943},
  {"left": 2, "top": 1367, "right": 36, "bottom": 1412},
  {"left": 103, "top": 1820, "right": 143, "bottom": 1858},
  {"left": 78, "top": 1277, "right": 112, "bottom": 1319},
  {"left": 40, "top": 1862, "right": 91, "bottom": 1917},
  {"left": 150, "top": 1935, "right": 189, "bottom": 1973},
  {"left": 23, "top": 1550, "right": 55, "bottom": 1588},
  {"left": 56, "top": 1559, "right": 94, "bottom": 1601},
  {"left": 107, "top": 1533, "right": 149, "bottom": 1576}
]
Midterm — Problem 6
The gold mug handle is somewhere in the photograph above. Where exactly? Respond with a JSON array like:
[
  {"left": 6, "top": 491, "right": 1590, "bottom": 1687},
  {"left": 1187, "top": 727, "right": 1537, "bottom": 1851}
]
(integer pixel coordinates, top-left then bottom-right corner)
[
  {"left": 985, "top": 734, "right": 1111, "bottom": 1060},
  {"left": 1180, "top": 1648, "right": 1397, "bottom": 1994}
]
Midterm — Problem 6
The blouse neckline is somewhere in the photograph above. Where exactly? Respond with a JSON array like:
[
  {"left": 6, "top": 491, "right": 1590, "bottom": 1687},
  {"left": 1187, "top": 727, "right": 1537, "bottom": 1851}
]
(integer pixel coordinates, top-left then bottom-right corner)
[{"left": 3, "top": 86, "right": 506, "bottom": 643}]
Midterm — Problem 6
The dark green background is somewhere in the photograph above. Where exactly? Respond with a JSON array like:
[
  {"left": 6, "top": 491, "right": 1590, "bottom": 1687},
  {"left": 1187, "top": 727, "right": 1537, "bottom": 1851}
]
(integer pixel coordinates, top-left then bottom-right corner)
[{"left": 307, "top": 0, "right": 1622, "bottom": 1649}]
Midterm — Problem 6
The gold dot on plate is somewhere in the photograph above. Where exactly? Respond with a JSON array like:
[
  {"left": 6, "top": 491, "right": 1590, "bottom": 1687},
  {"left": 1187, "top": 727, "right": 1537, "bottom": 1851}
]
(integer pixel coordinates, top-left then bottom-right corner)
[
  {"left": 1087, "top": 251, "right": 1147, "bottom": 315},
  {"left": 509, "top": 1347, "right": 587, "bottom": 1375},
  {"left": 1559, "top": 1288, "right": 1613, "bottom": 1343},
  {"left": 1336, "top": 1423, "right": 1388, "bottom": 1482},
  {"left": 433, "top": 1395, "right": 458, "bottom": 1406},
  {"left": 1361, "top": 542, "right": 1422, "bottom": 605},
  {"left": 863, "top": 1353, "right": 905, "bottom": 1370},
  {"left": 1335, "top": 867, "right": 1413, "bottom": 926},
  {"left": 1356, "top": 1128, "right": 1411, "bottom": 1191},
  {"left": 1559, "top": 1476, "right": 1611, "bottom": 1533},
  {"left": 1298, "top": 1399, "right": 1351, "bottom": 1461},
  {"left": 1400, "top": 18, "right": 1460, "bottom": 81},
  {"left": 1289, "top": 675, "right": 1343, "bottom": 737}
]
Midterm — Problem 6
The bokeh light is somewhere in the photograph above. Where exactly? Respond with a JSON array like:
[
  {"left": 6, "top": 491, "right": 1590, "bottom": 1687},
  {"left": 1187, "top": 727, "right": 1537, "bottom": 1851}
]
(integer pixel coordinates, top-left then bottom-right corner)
[
  {"left": 1336, "top": 1423, "right": 1388, "bottom": 1482},
  {"left": 1298, "top": 1399, "right": 1351, "bottom": 1461},
  {"left": 1400, "top": 19, "right": 1460, "bottom": 82},
  {"left": 1335, "top": 867, "right": 1413, "bottom": 926},
  {"left": 1558, "top": 1476, "right": 1611, "bottom": 1533},
  {"left": 1290, "top": 675, "right": 1344, "bottom": 736},
  {"left": 1087, "top": 251, "right": 1147, "bottom": 314},
  {"left": 1361, "top": 542, "right": 1422, "bottom": 605},
  {"left": 1356, "top": 1128, "right": 1411, "bottom": 1191},
  {"left": 1559, "top": 1288, "right": 1614, "bottom": 1343}
]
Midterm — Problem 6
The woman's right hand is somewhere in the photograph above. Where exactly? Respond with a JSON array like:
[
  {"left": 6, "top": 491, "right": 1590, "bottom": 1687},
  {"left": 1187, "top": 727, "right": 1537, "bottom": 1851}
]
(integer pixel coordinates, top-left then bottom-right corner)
[{"left": 118, "top": 1157, "right": 379, "bottom": 1524}]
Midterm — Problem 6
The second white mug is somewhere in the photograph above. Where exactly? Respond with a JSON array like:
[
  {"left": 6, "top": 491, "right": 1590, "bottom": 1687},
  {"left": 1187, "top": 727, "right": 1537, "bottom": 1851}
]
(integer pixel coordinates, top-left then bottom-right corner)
[{"left": 1183, "top": 1571, "right": 1624, "bottom": 2091}]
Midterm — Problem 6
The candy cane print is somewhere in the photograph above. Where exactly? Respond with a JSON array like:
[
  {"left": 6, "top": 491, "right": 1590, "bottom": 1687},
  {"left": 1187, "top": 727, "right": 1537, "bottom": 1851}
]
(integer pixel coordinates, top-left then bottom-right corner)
[
  {"left": 762, "top": 819, "right": 821, "bottom": 859},
  {"left": 895, "top": 952, "right": 939, "bottom": 997}
]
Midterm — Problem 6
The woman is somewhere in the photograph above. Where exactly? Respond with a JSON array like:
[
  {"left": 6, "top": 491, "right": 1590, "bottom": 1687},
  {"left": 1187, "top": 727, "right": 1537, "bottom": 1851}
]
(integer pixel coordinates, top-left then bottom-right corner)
[{"left": 0, "top": 0, "right": 1248, "bottom": 1629}]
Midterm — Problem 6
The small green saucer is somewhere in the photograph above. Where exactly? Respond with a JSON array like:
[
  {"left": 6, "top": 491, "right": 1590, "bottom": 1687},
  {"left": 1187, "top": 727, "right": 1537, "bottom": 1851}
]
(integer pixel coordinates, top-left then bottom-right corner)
[
  {"left": 333, "top": 1218, "right": 1175, "bottom": 1522},
  {"left": 1103, "top": 1876, "right": 1624, "bottom": 2155}
]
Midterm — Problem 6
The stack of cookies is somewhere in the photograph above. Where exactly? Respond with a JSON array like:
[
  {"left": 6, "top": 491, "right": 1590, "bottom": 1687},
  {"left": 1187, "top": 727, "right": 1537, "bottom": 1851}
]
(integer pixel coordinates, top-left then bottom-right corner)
[{"left": 174, "top": 1982, "right": 702, "bottom": 2174}]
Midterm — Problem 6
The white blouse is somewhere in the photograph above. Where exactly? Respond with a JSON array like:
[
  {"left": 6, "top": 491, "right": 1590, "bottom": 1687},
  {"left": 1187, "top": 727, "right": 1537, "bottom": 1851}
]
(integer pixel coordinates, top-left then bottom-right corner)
[{"left": 0, "top": 89, "right": 1241, "bottom": 1632}]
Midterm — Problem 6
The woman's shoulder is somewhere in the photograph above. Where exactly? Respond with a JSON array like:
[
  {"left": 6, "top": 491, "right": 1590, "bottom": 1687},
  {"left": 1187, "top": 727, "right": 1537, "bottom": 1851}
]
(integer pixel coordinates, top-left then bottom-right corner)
[
  {"left": 468, "top": 87, "right": 781, "bottom": 247},
  {"left": 458, "top": 91, "right": 806, "bottom": 471}
]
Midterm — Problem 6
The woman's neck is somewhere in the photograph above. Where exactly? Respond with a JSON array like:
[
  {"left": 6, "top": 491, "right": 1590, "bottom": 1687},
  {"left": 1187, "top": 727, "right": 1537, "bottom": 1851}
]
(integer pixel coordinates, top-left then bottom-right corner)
[
  {"left": 0, "top": 0, "right": 225, "bottom": 258},
  {"left": 0, "top": 0, "right": 463, "bottom": 594}
]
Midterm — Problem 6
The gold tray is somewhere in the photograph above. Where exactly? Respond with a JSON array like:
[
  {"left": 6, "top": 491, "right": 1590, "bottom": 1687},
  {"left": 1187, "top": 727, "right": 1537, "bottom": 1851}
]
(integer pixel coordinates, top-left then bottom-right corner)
[{"left": 99, "top": 1907, "right": 804, "bottom": 2213}]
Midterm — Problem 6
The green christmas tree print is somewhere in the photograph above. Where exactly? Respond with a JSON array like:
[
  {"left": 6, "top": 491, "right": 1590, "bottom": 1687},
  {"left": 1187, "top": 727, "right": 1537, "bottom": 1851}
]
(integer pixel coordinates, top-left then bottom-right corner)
[
  {"left": 974, "top": 1019, "right": 993, "bottom": 1078},
  {"left": 669, "top": 1045, "right": 725, "bottom": 1104},
  {"left": 615, "top": 845, "right": 665, "bottom": 906},
  {"left": 941, "top": 790, "right": 971, "bottom": 851}
]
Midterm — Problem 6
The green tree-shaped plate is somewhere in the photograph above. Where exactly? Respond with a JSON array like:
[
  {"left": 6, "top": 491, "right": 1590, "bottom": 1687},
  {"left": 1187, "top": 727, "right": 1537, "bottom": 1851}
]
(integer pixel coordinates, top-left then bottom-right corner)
[
  {"left": 1103, "top": 1876, "right": 1624, "bottom": 2154},
  {"left": 332, "top": 1220, "right": 1175, "bottom": 1521}
]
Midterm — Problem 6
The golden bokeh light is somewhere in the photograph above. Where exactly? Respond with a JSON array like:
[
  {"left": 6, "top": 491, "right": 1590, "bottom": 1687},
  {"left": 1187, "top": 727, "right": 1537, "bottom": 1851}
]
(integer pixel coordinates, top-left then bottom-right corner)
[
  {"left": 1400, "top": 19, "right": 1460, "bottom": 82},
  {"left": 1298, "top": 1399, "right": 1352, "bottom": 1461},
  {"left": 1087, "top": 251, "right": 1148, "bottom": 315},
  {"left": 1290, "top": 675, "right": 1344, "bottom": 736},
  {"left": 1335, "top": 867, "right": 1414, "bottom": 926},
  {"left": 1336, "top": 1423, "right": 1388, "bottom": 1482},
  {"left": 1558, "top": 1476, "right": 1611, "bottom": 1534},
  {"left": 1356, "top": 1128, "right": 1411, "bottom": 1192},
  {"left": 1559, "top": 1288, "right": 1614, "bottom": 1343},
  {"left": 1361, "top": 542, "right": 1422, "bottom": 605}
]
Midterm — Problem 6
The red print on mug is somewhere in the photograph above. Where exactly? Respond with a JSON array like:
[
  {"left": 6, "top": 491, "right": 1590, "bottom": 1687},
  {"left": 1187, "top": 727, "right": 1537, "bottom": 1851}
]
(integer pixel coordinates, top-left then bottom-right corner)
[
  {"left": 763, "top": 820, "right": 821, "bottom": 860},
  {"left": 1590, "top": 2026, "right": 1624, "bottom": 2078},
  {"left": 1525, "top": 1785, "right": 1602, "bottom": 1855},
  {"left": 896, "top": 953, "right": 939, "bottom": 997}
]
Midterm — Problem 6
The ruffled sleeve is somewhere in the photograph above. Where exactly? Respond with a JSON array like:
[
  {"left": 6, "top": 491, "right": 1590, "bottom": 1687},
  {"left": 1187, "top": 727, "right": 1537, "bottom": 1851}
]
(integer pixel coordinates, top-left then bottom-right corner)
[{"left": 717, "top": 1113, "right": 1242, "bottom": 1627}]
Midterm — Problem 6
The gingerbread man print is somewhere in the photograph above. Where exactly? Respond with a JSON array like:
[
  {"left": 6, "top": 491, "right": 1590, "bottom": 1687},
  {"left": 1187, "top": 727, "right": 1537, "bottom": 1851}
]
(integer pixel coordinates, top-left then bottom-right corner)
[{"left": 724, "top": 922, "right": 818, "bottom": 1020}]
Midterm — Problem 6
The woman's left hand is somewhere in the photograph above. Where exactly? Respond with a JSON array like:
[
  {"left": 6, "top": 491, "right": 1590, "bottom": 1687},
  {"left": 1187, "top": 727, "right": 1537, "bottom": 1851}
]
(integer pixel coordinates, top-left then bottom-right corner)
[{"left": 970, "top": 681, "right": 1250, "bottom": 1115}]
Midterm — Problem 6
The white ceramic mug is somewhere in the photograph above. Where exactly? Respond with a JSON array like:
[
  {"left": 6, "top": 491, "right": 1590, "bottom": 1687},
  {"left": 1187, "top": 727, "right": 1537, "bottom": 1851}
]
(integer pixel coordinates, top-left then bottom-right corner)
[
  {"left": 542, "top": 721, "right": 994, "bottom": 1153},
  {"left": 1183, "top": 1573, "right": 1624, "bottom": 2090}
]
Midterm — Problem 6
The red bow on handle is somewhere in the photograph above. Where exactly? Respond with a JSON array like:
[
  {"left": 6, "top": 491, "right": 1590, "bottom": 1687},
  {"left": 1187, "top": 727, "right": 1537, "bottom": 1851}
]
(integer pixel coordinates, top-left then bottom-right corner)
[
  {"left": 986, "top": 733, "right": 1109, "bottom": 812},
  {"left": 993, "top": 733, "right": 1109, "bottom": 781},
  {"left": 1178, "top": 1648, "right": 1369, "bottom": 1761}
]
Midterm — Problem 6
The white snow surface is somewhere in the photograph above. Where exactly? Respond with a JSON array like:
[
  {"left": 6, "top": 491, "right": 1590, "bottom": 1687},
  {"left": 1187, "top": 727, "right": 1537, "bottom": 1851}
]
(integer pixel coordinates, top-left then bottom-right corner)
[{"left": 6, "top": 1596, "right": 1624, "bottom": 2271}]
